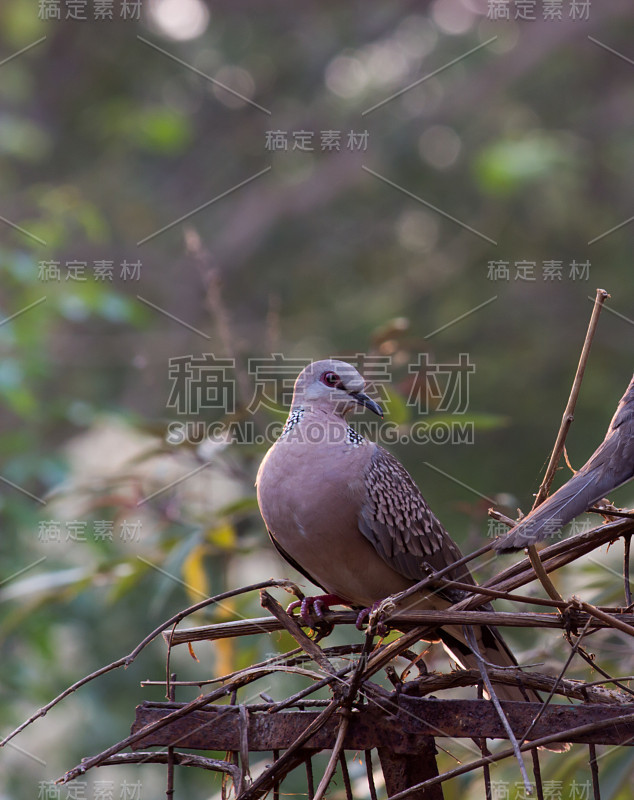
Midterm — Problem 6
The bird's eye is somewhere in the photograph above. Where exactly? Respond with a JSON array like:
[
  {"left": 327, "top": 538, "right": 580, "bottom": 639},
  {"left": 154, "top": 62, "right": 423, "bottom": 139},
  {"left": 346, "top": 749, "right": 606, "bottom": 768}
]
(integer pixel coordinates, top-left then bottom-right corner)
[{"left": 321, "top": 371, "right": 340, "bottom": 387}]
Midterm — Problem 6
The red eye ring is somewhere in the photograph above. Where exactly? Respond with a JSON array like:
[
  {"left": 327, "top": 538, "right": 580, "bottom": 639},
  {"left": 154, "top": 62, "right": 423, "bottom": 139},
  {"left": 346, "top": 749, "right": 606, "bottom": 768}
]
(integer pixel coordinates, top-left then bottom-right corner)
[{"left": 321, "top": 371, "right": 340, "bottom": 387}]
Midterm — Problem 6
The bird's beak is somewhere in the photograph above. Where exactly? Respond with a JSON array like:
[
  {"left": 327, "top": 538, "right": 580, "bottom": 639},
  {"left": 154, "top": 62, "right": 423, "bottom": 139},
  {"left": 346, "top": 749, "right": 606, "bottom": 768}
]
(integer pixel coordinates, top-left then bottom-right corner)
[{"left": 349, "top": 391, "right": 383, "bottom": 417}]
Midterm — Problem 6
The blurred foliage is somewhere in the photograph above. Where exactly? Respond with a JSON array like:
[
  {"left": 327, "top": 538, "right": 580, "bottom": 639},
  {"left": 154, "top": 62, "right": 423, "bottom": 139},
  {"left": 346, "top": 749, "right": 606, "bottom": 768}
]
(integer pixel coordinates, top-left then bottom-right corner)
[{"left": 1, "top": 1, "right": 633, "bottom": 798}]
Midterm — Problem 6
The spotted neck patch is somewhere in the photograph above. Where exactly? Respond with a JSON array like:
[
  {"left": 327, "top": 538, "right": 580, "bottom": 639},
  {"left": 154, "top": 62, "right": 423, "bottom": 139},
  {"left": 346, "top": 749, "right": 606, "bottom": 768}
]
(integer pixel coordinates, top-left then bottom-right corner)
[
  {"left": 280, "top": 407, "right": 305, "bottom": 438},
  {"left": 279, "top": 407, "right": 367, "bottom": 446},
  {"left": 345, "top": 426, "right": 366, "bottom": 446}
]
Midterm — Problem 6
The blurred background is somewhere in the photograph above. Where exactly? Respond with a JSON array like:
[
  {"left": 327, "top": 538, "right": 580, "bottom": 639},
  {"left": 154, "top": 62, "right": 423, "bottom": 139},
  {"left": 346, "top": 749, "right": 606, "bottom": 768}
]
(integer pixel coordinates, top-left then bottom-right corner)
[{"left": 1, "top": 0, "right": 633, "bottom": 798}]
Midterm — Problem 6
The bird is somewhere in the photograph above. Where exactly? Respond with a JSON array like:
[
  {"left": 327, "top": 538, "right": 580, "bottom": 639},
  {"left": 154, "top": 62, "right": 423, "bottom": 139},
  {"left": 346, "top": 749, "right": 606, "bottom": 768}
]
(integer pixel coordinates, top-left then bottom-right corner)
[
  {"left": 494, "top": 373, "right": 634, "bottom": 552},
  {"left": 256, "top": 358, "right": 541, "bottom": 705}
]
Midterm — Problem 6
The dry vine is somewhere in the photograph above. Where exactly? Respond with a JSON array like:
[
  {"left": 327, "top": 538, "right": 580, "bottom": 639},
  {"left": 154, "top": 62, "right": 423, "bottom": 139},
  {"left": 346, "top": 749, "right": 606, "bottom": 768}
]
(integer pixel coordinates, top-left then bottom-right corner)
[
  {"left": 2, "top": 291, "right": 634, "bottom": 799},
  {"left": 0, "top": 515, "right": 632, "bottom": 798}
]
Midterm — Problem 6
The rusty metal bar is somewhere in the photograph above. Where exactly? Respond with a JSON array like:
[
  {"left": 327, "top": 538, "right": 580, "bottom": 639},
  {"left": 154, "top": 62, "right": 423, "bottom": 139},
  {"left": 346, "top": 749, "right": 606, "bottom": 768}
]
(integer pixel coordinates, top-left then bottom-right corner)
[
  {"left": 131, "top": 699, "right": 634, "bottom": 751},
  {"left": 305, "top": 754, "right": 314, "bottom": 800},
  {"left": 378, "top": 739, "right": 443, "bottom": 800},
  {"left": 589, "top": 743, "right": 602, "bottom": 800},
  {"left": 131, "top": 702, "right": 420, "bottom": 753},
  {"left": 530, "top": 749, "right": 544, "bottom": 800},
  {"left": 339, "top": 753, "right": 353, "bottom": 800},
  {"left": 365, "top": 749, "right": 378, "bottom": 800}
]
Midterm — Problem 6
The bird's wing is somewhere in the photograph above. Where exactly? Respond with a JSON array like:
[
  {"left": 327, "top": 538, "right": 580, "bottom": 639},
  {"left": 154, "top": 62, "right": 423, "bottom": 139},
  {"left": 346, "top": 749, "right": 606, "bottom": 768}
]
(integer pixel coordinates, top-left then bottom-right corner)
[
  {"left": 357, "top": 448, "right": 564, "bottom": 714},
  {"left": 267, "top": 528, "right": 333, "bottom": 593},
  {"left": 358, "top": 446, "right": 474, "bottom": 587},
  {"left": 606, "top": 373, "right": 634, "bottom": 434}
]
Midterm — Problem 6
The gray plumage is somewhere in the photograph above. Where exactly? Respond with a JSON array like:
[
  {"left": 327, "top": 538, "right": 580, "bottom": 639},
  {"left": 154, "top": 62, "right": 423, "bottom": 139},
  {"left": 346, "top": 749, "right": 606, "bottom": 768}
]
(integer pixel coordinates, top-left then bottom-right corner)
[
  {"left": 257, "top": 359, "right": 540, "bottom": 704},
  {"left": 495, "top": 373, "right": 634, "bottom": 552}
]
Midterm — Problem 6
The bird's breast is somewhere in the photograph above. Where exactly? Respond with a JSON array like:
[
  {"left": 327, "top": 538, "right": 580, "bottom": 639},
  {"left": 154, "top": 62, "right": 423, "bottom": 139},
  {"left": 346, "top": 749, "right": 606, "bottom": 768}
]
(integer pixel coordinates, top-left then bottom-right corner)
[{"left": 256, "top": 437, "right": 412, "bottom": 605}]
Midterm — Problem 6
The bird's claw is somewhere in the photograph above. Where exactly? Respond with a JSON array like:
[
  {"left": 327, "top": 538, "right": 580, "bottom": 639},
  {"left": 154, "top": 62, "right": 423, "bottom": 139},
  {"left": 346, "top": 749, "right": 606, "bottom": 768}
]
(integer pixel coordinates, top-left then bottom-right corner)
[
  {"left": 286, "top": 593, "right": 345, "bottom": 635},
  {"left": 355, "top": 600, "right": 391, "bottom": 636}
]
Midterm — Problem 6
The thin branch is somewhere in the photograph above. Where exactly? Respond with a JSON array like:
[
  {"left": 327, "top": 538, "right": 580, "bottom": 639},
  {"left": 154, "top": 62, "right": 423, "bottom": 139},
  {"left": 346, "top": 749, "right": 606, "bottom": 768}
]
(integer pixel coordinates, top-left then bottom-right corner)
[
  {"left": 588, "top": 507, "right": 634, "bottom": 520},
  {"left": 463, "top": 626, "right": 532, "bottom": 795},
  {"left": 236, "top": 699, "right": 340, "bottom": 800},
  {"left": 532, "top": 287, "right": 609, "bottom": 508},
  {"left": 583, "top": 675, "right": 634, "bottom": 688},
  {"left": 527, "top": 544, "right": 563, "bottom": 604},
  {"left": 525, "top": 290, "right": 609, "bottom": 605},
  {"left": 429, "top": 578, "right": 569, "bottom": 608},
  {"left": 625, "top": 534, "right": 633, "bottom": 607},
  {"left": 143, "top": 645, "right": 357, "bottom": 687},
  {"left": 383, "top": 541, "right": 494, "bottom": 609},
  {"left": 571, "top": 643, "right": 634, "bottom": 699},
  {"left": 185, "top": 226, "right": 252, "bottom": 409},
  {"left": 519, "top": 618, "right": 593, "bottom": 747},
  {"left": 0, "top": 578, "right": 297, "bottom": 749},
  {"left": 99, "top": 752, "right": 240, "bottom": 778},
  {"left": 488, "top": 508, "right": 516, "bottom": 526},
  {"left": 260, "top": 590, "right": 338, "bottom": 676},
  {"left": 164, "top": 607, "right": 634, "bottom": 645},
  {"left": 574, "top": 598, "right": 634, "bottom": 637},
  {"left": 59, "top": 680, "right": 256, "bottom": 784},
  {"left": 312, "top": 711, "right": 350, "bottom": 800},
  {"left": 460, "top": 518, "right": 634, "bottom": 611},
  {"left": 265, "top": 665, "right": 354, "bottom": 713},
  {"left": 531, "top": 749, "right": 545, "bottom": 800},
  {"left": 390, "top": 667, "right": 629, "bottom": 704},
  {"left": 311, "top": 624, "right": 376, "bottom": 800},
  {"left": 365, "top": 750, "right": 378, "bottom": 800}
]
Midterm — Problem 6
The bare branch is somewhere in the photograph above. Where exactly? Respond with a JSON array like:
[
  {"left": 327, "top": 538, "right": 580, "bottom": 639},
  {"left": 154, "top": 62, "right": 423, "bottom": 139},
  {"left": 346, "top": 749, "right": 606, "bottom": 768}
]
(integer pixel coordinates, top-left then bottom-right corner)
[{"left": 533, "top": 288, "right": 610, "bottom": 508}]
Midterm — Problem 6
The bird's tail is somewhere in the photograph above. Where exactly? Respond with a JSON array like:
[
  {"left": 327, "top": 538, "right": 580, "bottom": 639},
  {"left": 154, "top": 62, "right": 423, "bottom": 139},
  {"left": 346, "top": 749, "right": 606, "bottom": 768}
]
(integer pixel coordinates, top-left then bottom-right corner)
[
  {"left": 439, "top": 624, "right": 537, "bottom": 702},
  {"left": 438, "top": 624, "right": 569, "bottom": 752}
]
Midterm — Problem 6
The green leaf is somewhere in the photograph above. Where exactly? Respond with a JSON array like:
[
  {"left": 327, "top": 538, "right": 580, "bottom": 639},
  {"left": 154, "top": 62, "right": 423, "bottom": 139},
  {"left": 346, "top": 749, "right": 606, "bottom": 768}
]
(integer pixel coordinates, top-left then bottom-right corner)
[
  {"left": 131, "top": 108, "right": 192, "bottom": 154},
  {"left": 382, "top": 385, "right": 410, "bottom": 425},
  {"left": 215, "top": 496, "right": 259, "bottom": 517},
  {"left": 474, "top": 134, "right": 570, "bottom": 195}
]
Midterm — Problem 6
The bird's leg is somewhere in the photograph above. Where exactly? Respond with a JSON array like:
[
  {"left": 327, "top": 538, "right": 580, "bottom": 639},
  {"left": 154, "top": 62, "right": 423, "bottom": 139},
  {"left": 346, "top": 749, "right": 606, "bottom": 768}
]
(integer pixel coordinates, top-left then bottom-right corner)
[
  {"left": 286, "top": 593, "right": 348, "bottom": 631},
  {"left": 355, "top": 605, "right": 374, "bottom": 630},
  {"left": 355, "top": 601, "right": 391, "bottom": 636}
]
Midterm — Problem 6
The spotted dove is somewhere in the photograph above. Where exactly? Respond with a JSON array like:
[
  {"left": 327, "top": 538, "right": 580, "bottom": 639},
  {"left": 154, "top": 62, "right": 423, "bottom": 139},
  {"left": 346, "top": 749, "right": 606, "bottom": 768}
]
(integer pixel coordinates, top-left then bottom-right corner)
[
  {"left": 495, "top": 372, "right": 634, "bottom": 552},
  {"left": 257, "top": 359, "right": 538, "bottom": 703}
]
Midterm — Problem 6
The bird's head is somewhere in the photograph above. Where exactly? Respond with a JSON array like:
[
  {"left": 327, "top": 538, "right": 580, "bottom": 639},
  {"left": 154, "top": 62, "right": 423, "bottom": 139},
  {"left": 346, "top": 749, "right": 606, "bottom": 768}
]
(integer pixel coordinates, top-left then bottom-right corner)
[{"left": 291, "top": 359, "right": 383, "bottom": 418}]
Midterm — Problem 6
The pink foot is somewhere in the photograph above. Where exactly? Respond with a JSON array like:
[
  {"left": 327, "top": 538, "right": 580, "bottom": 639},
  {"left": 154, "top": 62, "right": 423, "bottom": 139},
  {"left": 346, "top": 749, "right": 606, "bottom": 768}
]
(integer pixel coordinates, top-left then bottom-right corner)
[
  {"left": 355, "top": 601, "right": 388, "bottom": 635},
  {"left": 287, "top": 593, "right": 348, "bottom": 630}
]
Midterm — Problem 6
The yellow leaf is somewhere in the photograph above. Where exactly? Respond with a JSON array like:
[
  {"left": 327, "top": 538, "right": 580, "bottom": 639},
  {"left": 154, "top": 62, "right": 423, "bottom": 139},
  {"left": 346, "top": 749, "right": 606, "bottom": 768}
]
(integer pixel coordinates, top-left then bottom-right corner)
[
  {"left": 181, "top": 543, "right": 210, "bottom": 602},
  {"left": 206, "top": 522, "right": 236, "bottom": 550}
]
